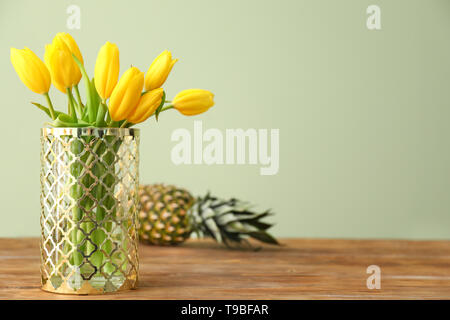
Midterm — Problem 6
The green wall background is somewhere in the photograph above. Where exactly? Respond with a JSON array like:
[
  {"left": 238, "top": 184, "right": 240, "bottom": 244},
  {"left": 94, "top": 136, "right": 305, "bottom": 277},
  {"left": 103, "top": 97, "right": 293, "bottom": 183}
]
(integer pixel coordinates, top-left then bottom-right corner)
[{"left": 1, "top": 0, "right": 449, "bottom": 239}]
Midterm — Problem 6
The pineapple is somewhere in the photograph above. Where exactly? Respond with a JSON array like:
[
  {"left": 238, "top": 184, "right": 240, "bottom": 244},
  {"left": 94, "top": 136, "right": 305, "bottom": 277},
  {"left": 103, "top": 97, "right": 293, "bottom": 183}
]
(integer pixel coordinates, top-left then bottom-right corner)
[
  {"left": 138, "top": 184, "right": 279, "bottom": 249},
  {"left": 138, "top": 184, "right": 194, "bottom": 245}
]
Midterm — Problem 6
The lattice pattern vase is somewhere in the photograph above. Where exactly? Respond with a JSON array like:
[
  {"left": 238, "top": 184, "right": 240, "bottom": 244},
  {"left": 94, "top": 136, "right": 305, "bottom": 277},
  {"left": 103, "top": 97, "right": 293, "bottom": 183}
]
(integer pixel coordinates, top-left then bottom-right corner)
[{"left": 40, "top": 128, "right": 139, "bottom": 294}]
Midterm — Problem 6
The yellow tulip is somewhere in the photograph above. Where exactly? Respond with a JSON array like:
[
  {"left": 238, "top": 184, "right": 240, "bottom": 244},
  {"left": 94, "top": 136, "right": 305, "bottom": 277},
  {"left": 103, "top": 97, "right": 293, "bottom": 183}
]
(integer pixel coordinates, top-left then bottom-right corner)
[
  {"left": 10, "top": 47, "right": 51, "bottom": 94},
  {"left": 54, "top": 32, "right": 84, "bottom": 65},
  {"left": 172, "top": 89, "right": 215, "bottom": 116},
  {"left": 144, "top": 50, "right": 177, "bottom": 91},
  {"left": 44, "top": 41, "right": 80, "bottom": 93},
  {"left": 127, "top": 88, "right": 164, "bottom": 124},
  {"left": 109, "top": 67, "right": 144, "bottom": 121},
  {"left": 94, "top": 41, "right": 120, "bottom": 100}
]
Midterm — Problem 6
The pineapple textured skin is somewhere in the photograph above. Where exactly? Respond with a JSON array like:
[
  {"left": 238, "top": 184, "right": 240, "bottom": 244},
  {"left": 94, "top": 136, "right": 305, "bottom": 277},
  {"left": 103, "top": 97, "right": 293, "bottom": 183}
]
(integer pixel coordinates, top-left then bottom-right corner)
[{"left": 138, "top": 184, "right": 194, "bottom": 245}]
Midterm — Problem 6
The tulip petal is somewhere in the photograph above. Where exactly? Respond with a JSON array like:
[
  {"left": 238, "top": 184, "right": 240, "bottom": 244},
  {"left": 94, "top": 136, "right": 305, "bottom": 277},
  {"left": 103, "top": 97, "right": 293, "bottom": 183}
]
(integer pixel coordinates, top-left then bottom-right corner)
[
  {"left": 10, "top": 47, "right": 51, "bottom": 94},
  {"left": 128, "top": 88, "right": 164, "bottom": 123},
  {"left": 109, "top": 67, "right": 144, "bottom": 121},
  {"left": 95, "top": 41, "right": 120, "bottom": 100},
  {"left": 172, "top": 89, "right": 215, "bottom": 116},
  {"left": 144, "top": 50, "right": 177, "bottom": 91}
]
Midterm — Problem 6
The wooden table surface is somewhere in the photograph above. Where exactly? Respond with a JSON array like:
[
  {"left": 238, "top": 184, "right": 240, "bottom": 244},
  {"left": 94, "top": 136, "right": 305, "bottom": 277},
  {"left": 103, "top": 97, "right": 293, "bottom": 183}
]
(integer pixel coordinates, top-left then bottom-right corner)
[{"left": 0, "top": 238, "right": 449, "bottom": 299}]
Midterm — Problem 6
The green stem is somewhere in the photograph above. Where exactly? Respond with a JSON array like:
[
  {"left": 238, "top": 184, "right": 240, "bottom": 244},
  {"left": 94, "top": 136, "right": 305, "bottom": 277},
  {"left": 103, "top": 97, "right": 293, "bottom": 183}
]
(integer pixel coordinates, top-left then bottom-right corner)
[
  {"left": 120, "top": 120, "right": 128, "bottom": 128},
  {"left": 68, "top": 135, "right": 126, "bottom": 276},
  {"left": 72, "top": 89, "right": 83, "bottom": 119},
  {"left": 149, "top": 104, "right": 174, "bottom": 119},
  {"left": 95, "top": 100, "right": 108, "bottom": 127},
  {"left": 78, "top": 139, "right": 103, "bottom": 180},
  {"left": 106, "top": 109, "right": 111, "bottom": 124},
  {"left": 66, "top": 88, "right": 78, "bottom": 121},
  {"left": 161, "top": 105, "right": 174, "bottom": 112},
  {"left": 68, "top": 138, "right": 84, "bottom": 267},
  {"left": 44, "top": 92, "right": 56, "bottom": 120},
  {"left": 74, "top": 84, "right": 84, "bottom": 109}
]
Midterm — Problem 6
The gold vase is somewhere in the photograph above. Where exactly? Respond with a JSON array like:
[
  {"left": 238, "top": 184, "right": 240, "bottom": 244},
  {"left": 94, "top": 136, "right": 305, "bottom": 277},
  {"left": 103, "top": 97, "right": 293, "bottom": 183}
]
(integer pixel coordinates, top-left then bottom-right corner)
[{"left": 40, "top": 127, "right": 139, "bottom": 294}]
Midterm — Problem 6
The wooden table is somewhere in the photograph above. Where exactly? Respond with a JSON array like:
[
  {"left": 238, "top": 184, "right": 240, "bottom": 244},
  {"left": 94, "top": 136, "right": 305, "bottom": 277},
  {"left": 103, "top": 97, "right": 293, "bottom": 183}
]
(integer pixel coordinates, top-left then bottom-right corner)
[{"left": 0, "top": 238, "right": 449, "bottom": 299}]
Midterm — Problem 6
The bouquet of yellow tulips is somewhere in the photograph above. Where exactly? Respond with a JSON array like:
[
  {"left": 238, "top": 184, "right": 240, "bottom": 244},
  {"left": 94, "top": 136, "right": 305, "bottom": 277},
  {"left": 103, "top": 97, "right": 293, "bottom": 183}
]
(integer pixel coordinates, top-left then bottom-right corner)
[
  {"left": 11, "top": 32, "right": 214, "bottom": 128},
  {"left": 10, "top": 33, "right": 215, "bottom": 294}
]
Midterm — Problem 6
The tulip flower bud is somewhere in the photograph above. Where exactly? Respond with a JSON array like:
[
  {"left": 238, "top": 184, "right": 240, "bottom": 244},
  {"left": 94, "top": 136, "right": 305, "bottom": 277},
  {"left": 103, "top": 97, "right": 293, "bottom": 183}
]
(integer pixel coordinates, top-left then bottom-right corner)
[
  {"left": 109, "top": 67, "right": 144, "bottom": 121},
  {"left": 95, "top": 42, "right": 120, "bottom": 100},
  {"left": 10, "top": 47, "right": 51, "bottom": 94},
  {"left": 44, "top": 40, "right": 80, "bottom": 93},
  {"left": 172, "top": 89, "right": 215, "bottom": 116},
  {"left": 127, "top": 88, "right": 164, "bottom": 124},
  {"left": 55, "top": 32, "right": 84, "bottom": 65},
  {"left": 144, "top": 50, "right": 177, "bottom": 91}
]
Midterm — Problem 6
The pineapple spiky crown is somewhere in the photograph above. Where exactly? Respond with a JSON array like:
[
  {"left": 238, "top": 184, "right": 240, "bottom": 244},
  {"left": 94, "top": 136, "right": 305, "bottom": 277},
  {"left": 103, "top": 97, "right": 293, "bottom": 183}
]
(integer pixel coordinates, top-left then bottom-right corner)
[
  {"left": 189, "top": 193, "right": 279, "bottom": 249},
  {"left": 138, "top": 184, "right": 280, "bottom": 250}
]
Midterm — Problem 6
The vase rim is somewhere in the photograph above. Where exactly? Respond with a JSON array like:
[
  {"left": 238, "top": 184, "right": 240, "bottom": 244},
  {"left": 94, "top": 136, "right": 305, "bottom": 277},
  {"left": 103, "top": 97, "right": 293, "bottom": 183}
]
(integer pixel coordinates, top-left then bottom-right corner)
[{"left": 41, "top": 127, "right": 140, "bottom": 137}]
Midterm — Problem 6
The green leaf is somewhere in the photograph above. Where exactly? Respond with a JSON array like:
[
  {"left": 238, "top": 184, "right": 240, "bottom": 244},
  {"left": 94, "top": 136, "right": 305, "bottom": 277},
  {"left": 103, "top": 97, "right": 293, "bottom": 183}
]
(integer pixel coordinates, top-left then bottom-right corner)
[
  {"left": 238, "top": 219, "right": 273, "bottom": 231},
  {"left": 31, "top": 102, "right": 66, "bottom": 119},
  {"left": 72, "top": 54, "right": 98, "bottom": 123},
  {"left": 66, "top": 88, "right": 78, "bottom": 122},
  {"left": 77, "top": 119, "right": 93, "bottom": 126},
  {"left": 51, "top": 113, "right": 91, "bottom": 127},
  {"left": 95, "top": 102, "right": 107, "bottom": 127},
  {"left": 81, "top": 103, "right": 89, "bottom": 122},
  {"left": 90, "top": 77, "right": 101, "bottom": 120},
  {"left": 246, "top": 231, "right": 279, "bottom": 245},
  {"left": 236, "top": 211, "right": 272, "bottom": 222},
  {"left": 232, "top": 211, "right": 272, "bottom": 230},
  {"left": 154, "top": 91, "right": 166, "bottom": 121}
]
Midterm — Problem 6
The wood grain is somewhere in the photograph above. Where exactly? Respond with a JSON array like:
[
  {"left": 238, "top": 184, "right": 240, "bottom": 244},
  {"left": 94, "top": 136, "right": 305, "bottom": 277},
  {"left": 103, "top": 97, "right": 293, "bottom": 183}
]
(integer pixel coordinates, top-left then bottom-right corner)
[{"left": 0, "top": 238, "right": 449, "bottom": 299}]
